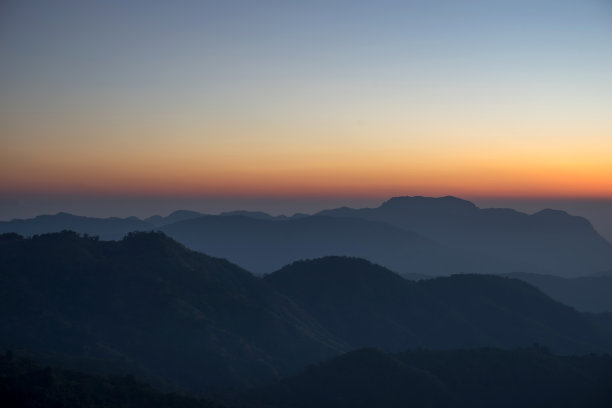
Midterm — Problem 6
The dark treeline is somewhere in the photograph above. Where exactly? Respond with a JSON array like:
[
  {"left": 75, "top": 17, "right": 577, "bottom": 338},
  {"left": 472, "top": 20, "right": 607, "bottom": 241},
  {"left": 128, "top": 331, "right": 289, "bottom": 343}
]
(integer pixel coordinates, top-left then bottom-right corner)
[
  {"left": 0, "top": 352, "right": 223, "bottom": 408},
  {"left": 2, "top": 231, "right": 612, "bottom": 407},
  {"left": 248, "top": 347, "right": 612, "bottom": 408},
  {"left": 3, "top": 348, "right": 612, "bottom": 408},
  {"left": 2, "top": 231, "right": 612, "bottom": 394}
]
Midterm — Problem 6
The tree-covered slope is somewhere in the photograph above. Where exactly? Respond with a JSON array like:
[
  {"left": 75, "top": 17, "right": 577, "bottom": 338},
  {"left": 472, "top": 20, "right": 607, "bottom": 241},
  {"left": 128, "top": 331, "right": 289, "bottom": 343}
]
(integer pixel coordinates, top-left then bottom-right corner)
[
  {"left": 249, "top": 347, "right": 612, "bottom": 408},
  {"left": 265, "top": 257, "right": 612, "bottom": 353},
  {"left": 0, "top": 232, "right": 343, "bottom": 392},
  {"left": 0, "top": 352, "right": 223, "bottom": 408}
]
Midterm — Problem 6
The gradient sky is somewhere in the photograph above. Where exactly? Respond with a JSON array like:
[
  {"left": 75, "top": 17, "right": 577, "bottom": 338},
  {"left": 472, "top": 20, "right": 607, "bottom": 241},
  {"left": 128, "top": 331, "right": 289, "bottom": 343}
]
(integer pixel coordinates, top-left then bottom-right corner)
[{"left": 1, "top": 0, "right": 612, "bottom": 217}]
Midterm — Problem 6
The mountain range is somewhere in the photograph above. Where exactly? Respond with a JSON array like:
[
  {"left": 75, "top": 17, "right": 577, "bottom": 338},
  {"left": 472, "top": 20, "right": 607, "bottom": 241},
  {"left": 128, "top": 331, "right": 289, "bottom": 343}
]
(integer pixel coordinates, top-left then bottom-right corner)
[
  {"left": 265, "top": 256, "right": 612, "bottom": 353},
  {"left": 2, "top": 196, "right": 611, "bottom": 277},
  {"left": 2, "top": 231, "right": 612, "bottom": 393},
  {"left": 0, "top": 232, "right": 342, "bottom": 391},
  {"left": 504, "top": 271, "right": 612, "bottom": 313},
  {"left": 316, "top": 196, "right": 612, "bottom": 277}
]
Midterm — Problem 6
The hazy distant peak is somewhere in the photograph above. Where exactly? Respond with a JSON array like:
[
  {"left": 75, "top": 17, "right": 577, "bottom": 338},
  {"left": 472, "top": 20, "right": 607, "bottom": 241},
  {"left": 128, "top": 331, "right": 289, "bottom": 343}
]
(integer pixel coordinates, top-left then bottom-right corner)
[
  {"left": 280, "top": 255, "right": 387, "bottom": 271},
  {"left": 219, "top": 210, "right": 276, "bottom": 220},
  {"left": 166, "top": 209, "right": 203, "bottom": 218},
  {"left": 143, "top": 215, "right": 163, "bottom": 223},
  {"left": 380, "top": 195, "right": 478, "bottom": 213},
  {"left": 530, "top": 208, "right": 594, "bottom": 231},
  {"left": 144, "top": 209, "right": 204, "bottom": 227},
  {"left": 54, "top": 211, "right": 74, "bottom": 217},
  {"left": 532, "top": 208, "right": 571, "bottom": 217},
  {"left": 267, "top": 255, "right": 406, "bottom": 287}
]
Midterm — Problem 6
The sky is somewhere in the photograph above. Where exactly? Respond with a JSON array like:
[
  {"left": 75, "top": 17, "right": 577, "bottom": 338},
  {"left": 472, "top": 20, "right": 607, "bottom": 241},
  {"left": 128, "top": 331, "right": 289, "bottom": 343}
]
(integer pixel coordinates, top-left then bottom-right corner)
[{"left": 1, "top": 0, "right": 611, "bottom": 227}]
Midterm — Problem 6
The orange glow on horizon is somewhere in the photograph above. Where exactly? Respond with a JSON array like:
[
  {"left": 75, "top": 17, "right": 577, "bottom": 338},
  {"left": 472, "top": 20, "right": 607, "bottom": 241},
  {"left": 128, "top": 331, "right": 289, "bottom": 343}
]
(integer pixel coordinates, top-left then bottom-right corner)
[
  {"left": 2, "top": 159, "right": 611, "bottom": 199},
  {"left": 2, "top": 120, "right": 610, "bottom": 200}
]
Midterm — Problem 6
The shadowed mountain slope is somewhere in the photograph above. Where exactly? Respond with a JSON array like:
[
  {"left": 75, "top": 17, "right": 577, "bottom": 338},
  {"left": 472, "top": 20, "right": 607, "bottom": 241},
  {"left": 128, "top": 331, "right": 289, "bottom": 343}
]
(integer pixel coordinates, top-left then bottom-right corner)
[
  {"left": 249, "top": 347, "right": 612, "bottom": 408},
  {"left": 0, "top": 352, "right": 224, "bottom": 408},
  {"left": 507, "top": 272, "right": 612, "bottom": 313},
  {"left": 317, "top": 196, "right": 612, "bottom": 277},
  {"left": 265, "top": 257, "right": 612, "bottom": 354},
  {"left": 0, "top": 232, "right": 343, "bottom": 391},
  {"left": 4, "top": 233, "right": 612, "bottom": 395}
]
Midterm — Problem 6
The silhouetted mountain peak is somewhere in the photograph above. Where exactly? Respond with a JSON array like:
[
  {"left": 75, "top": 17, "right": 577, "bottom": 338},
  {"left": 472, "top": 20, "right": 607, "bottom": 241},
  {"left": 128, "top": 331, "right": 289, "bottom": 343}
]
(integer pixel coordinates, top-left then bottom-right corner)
[
  {"left": 143, "top": 214, "right": 163, "bottom": 223},
  {"left": 120, "top": 230, "right": 188, "bottom": 254},
  {"left": 534, "top": 209, "right": 570, "bottom": 217},
  {"left": 380, "top": 195, "right": 478, "bottom": 214},
  {"left": 220, "top": 210, "right": 277, "bottom": 220},
  {"left": 267, "top": 256, "right": 407, "bottom": 288},
  {"left": 167, "top": 210, "right": 202, "bottom": 218},
  {"left": 144, "top": 210, "right": 203, "bottom": 227},
  {"left": 0, "top": 232, "right": 343, "bottom": 390},
  {"left": 530, "top": 208, "right": 594, "bottom": 232}
]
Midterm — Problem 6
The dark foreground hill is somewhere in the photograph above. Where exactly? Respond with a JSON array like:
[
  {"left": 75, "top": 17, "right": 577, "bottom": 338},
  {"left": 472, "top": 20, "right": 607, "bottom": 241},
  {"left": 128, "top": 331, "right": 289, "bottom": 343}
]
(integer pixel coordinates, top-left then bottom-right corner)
[
  {"left": 317, "top": 195, "right": 612, "bottom": 277},
  {"left": 0, "top": 352, "right": 223, "bottom": 408},
  {"left": 3, "top": 233, "right": 612, "bottom": 393},
  {"left": 0, "top": 232, "right": 342, "bottom": 392},
  {"left": 265, "top": 257, "right": 612, "bottom": 353},
  {"left": 5, "top": 348, "right": 612, "bottom": 408},
  {"left": 249, "top": 347, "right": 612, "bottom": 408}
]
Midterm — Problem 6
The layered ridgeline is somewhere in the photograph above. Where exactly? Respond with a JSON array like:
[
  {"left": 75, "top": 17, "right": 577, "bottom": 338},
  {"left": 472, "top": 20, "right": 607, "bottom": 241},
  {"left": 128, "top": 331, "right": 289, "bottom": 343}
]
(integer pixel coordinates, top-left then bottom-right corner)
[
  {"left": 505, "top": 272, "right": 612, "bottom": 313},
  {"left": 4, "top": 348, "right": 612, "bottom": 408},
  {"left": 0, "top": 211, "right": 500, "bottom": 276},
  {"left": 317, "top": 196, "right": 612, "bottom": 277},
  {"left": 3, "top": 232, "right": 612, "bottom": 394},
  {"left": 0, "top": 232, "right": 343, "bottom": 392},
  {"left": 249, "top": 347, "right": 612, "bottom": 408},
  {"left": 0, "top": 212, "right": 152, "bottom": 240},
  {"left": 160, "top": 215, "right": 499, "bottom": 276},
  {"left": 2, "top": 196, "right": 612, "bottom": 277},
  {"left": 264, "top": 257, "right": 612, "bottom": 353},
  {"left": 0, "top": 352, "right": 223, "bottom": 408}
]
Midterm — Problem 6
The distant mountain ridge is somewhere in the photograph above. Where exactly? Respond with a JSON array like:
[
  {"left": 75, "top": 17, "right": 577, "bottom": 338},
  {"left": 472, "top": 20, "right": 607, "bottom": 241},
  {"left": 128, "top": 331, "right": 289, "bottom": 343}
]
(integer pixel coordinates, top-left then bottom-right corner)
[
  {"left": 317, "top": 195, "right": 612, "bottom": 276},
  {"left": 2, "top": 195, "right": 612, "bottom": 277},
  {"left": 506, "top": 271, "right": 612, "bottom": 313},
  {"left": 144, "top": 210, "right": 204, "bottom": 227},
  {"left": 0, "top": 212, "right": 152, "bottom": 240},
  {"left": 159, "top": 214, "right": 503, "bottom": 275}
]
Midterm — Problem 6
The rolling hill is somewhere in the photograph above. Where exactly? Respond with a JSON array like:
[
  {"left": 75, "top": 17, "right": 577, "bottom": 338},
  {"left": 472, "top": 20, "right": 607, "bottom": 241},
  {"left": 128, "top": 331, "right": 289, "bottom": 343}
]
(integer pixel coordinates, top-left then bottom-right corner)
[
  {"left": 3, "top": 232, "right": 612, "bottom": 394},
  {"left": 0, "top": 232, "right": 342, "bottom": 391},
  {"left": 507, "top": 272, "right": 612, "bottom": 313},
  {"left": 249, "top": 347, "right": 612, "bottom": 408},
  {"left": 265, "top": 257, "right": 612, "bottom": 353},
  {"left": 160, "top": 214, "right": 516, "bottom": 276}
]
